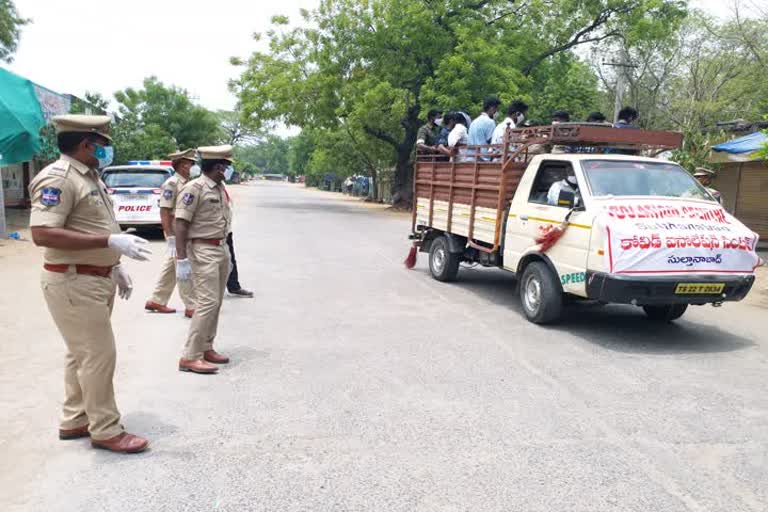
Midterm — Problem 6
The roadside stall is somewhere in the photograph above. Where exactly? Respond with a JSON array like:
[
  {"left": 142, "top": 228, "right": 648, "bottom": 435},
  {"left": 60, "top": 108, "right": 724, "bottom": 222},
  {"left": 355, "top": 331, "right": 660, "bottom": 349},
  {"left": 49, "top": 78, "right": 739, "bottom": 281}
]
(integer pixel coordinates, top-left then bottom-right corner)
[
  {"left": 0, "top": 68, "right": 46, "bottom": 238},
  {"left": 711, "top": 132, "right": 768, "bottom": 243}
]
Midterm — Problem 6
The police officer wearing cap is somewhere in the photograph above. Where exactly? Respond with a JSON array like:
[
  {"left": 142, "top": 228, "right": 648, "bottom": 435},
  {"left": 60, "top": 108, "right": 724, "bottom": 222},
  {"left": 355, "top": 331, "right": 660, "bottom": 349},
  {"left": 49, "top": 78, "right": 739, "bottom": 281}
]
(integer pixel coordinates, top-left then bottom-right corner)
[
  {"left": 29, "top": 114, "right": 152, "bottom": 454},
  {"left": 174, "top": 145, "right": 233, "bottom": 374},
  {"left": 694, "top": 167, "right": 722, "bottom": 204},
  {"left": 145, "top": 149, "right": 197, "bottom": 317}
]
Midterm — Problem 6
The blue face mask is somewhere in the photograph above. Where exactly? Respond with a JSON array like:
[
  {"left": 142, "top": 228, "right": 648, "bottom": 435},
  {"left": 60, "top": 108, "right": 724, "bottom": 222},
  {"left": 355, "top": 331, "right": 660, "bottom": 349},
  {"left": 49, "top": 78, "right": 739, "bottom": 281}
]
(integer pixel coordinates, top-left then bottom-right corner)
[
  {"left": 92, "top": 143, "right": 114, "bottom": 169},
  {"left": 224, "top": 166, "right": 234, "bottom": 181}
]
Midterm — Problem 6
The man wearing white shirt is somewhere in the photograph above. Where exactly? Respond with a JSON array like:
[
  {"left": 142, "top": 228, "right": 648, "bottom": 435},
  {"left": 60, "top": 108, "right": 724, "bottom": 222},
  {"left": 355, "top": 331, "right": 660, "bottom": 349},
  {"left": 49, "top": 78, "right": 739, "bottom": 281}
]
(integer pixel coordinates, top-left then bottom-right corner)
[{"left": 491, "top": 100, "right": 529, "bottom": 145}]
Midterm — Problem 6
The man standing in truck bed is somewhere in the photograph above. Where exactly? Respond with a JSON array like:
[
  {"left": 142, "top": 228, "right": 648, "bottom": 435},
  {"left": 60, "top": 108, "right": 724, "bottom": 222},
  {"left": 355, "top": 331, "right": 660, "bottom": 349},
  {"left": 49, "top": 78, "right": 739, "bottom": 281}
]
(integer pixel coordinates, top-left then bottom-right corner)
[
  {"left": 174, "top": 145, "right": 234, "bottom": 374},
  {"left": 145, "top": 149, "right": 197, "bottom": 317}
]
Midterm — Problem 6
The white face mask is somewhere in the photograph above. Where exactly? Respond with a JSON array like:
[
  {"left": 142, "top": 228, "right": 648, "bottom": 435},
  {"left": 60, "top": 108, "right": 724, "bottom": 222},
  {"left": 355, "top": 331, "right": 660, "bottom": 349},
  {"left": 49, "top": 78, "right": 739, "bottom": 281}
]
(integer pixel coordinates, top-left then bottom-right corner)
[
  {"left": 189, "top": 165, "right": 201, "bottom": 178},
  {"left": 516, "top": 113, "right": 525, "bottom": 124},
  {"left": 566, "top": 175, "right": 578, "bottom": 186},
  {"left": 224, "top": 166, "right": 235, "bottom": 181},
  {"left": 434, "top": 117, "right": 443, "bottom": 127}
]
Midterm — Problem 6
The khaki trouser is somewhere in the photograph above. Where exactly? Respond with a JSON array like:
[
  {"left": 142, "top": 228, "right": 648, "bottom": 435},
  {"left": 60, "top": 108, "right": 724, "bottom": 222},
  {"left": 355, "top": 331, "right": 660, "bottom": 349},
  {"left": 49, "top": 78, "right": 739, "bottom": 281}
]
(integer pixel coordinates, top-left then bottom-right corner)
[
  {"left": 41, "top": 269, "right": 123, "bottom": 441},
  {"left": 149, "top": 254, "right": 195, "bottom": 309},
  {"left": 183, "top": 243, "right": 229, "bottom": 360}
]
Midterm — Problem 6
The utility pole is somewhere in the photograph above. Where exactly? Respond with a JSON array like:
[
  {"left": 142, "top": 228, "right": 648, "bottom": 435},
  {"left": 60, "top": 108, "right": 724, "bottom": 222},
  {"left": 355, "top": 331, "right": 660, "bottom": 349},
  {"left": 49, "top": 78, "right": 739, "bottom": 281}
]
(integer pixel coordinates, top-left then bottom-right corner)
[
  {"left": 602, "top": 52, "right": 638, "bottom": 124},
  {"left": 0, "top": 158, "right": 6, "bottom": 239}
]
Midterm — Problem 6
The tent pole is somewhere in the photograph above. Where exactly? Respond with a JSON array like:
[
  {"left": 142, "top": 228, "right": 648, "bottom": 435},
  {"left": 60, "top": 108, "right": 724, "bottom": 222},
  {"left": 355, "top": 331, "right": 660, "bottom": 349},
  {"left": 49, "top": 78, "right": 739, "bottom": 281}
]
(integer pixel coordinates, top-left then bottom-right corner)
[{"left": 0, "top": 167, "right": 6, "bottom": 239}]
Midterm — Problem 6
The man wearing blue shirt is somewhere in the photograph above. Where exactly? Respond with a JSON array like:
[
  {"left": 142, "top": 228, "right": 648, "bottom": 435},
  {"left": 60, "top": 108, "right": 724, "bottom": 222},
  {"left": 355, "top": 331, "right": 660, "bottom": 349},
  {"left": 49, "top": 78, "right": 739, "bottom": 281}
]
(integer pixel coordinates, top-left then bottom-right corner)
[{"left": 467, "top": 96, "right": 501, "bottom": 160}]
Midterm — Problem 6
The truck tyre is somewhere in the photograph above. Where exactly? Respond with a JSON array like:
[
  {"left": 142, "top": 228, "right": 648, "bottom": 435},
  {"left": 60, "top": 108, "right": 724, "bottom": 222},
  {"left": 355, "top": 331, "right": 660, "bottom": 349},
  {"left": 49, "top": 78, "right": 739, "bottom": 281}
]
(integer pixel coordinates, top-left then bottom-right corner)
[
  {"left": 519, "top": 261, "right": 563, "bottom": 324},
  {"left": 642, "top": 304, "right": 688, "bottom": 322},
  {"left": 429, "top": 236, "right": 460, "bottom": 282}
]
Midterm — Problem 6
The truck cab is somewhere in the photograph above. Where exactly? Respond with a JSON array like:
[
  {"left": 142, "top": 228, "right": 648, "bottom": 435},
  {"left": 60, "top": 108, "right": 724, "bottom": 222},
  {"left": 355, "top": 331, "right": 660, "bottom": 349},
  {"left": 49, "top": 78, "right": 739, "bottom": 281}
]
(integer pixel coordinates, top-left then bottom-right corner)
[{"left": 410, "top": 124, "right": 761, "bottom": 324}]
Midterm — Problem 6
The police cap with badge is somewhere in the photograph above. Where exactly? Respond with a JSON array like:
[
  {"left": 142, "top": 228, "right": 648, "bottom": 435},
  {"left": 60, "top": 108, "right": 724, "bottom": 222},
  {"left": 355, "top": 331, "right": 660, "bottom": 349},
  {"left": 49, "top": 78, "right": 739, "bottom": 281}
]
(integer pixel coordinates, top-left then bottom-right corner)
[
  {"left": 168, "top": 148, "right": 198, "bottom": 164},
  {"left": 197, "top": 145, "right": 234, "bottom": 163}
]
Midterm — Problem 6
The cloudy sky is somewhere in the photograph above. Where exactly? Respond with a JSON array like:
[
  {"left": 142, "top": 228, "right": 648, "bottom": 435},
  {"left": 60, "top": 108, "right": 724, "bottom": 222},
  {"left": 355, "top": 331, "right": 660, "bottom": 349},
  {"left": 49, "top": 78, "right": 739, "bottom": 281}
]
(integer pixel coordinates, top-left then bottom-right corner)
[{"left": 6, "top": 0, "right": 748, "bottom": 114}]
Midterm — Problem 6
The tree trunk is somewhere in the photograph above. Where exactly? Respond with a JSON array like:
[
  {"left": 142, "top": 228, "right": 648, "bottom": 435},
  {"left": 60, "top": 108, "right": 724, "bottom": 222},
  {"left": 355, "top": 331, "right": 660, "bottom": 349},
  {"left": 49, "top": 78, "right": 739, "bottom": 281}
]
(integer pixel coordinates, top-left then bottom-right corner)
[{"left": 391, "top": 113, "right": 420, "bottom": 208}]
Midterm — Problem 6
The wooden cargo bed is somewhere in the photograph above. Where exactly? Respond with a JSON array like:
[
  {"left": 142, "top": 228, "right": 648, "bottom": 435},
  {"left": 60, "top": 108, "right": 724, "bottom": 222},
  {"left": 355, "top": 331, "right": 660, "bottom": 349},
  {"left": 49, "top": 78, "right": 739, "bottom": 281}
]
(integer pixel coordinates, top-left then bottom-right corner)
[{"left": 411, "top": 124, "right": 683, "bottom": 254}]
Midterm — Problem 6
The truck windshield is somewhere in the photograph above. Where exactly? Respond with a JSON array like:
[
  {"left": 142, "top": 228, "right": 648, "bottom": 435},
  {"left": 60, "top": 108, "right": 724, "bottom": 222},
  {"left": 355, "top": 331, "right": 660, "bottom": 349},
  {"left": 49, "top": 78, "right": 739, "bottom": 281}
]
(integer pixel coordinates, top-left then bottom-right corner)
[
  {"left": 102, "top": 171, "right": 168, "bottom": 188},
  {"left": 581, "top": 160, "right": 712, "bottom": 200}
]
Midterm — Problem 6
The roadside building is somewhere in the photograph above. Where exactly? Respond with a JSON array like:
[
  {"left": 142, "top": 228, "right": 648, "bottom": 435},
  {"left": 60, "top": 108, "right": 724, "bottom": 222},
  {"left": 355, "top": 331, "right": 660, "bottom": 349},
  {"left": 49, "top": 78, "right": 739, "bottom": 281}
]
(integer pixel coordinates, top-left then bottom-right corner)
[{"left": 710, "top": 131, "right": 768, "bottom": 243}]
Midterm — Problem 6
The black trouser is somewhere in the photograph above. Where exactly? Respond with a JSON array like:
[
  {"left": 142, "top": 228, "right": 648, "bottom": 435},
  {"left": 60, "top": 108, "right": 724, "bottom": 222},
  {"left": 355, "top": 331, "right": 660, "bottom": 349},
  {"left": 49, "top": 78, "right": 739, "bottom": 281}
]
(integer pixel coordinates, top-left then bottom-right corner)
[{"left": 226, "top": 232, "right": 241, "bottom": 292}]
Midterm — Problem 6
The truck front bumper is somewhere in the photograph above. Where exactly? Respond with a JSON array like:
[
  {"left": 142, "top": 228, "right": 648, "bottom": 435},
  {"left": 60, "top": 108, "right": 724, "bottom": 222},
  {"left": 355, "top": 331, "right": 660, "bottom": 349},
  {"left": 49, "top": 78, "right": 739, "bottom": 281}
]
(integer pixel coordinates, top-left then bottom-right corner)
[{"left": 586, "top": 271, "right": 755, "bottom": 306}]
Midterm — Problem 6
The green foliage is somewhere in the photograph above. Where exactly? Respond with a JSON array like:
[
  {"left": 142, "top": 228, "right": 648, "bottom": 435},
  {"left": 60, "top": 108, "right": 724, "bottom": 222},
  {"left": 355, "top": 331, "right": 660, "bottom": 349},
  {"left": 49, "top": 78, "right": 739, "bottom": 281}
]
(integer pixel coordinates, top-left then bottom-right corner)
[
  {"left": 234, "top": 0, "right": 687, "bottom": 204},
  {"left": 111, "top": 77, "right": 221, "bottom": 163},
  {"left": 669, "top": 130, "right": 731, "bottom": 173},
  {"left": 69, "top": 91, "right": 109, "bottom": 115},
  {"left": 0, "top": 0, "right": 27, "bottom": 63},
  {"left": 235, "top": 136, "right": 291, "bottom": 176}
]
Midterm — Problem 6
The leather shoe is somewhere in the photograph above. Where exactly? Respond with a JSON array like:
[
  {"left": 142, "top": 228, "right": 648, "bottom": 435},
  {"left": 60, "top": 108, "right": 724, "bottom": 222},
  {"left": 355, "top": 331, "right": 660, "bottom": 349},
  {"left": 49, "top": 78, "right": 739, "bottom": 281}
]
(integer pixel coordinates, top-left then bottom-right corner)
[
  {"left": 178, "top": 358, "right": 218, "bottom": 374},
  {"left": 184, "top": 309, "right": 194, "bottom": 318},
  {"left": 204, "top": 350, "right": 230, "bottom": 364},
  {"left": 92, "top": 432, "right": 149, "bottom": 454},
  {"left": 59, "top": 424, "right": 90, "bottom": 440},
  {"left": 145, "top": 301, "right": 176, "bottom": 314},
  {"left": 228, "top": 288, "right": 254, "bottom": 298}
]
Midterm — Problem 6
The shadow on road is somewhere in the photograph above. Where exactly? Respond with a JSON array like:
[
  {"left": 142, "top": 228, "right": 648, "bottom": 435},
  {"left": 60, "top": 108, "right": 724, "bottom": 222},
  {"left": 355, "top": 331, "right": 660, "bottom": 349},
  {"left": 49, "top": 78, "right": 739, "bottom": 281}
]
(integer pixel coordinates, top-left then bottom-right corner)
[{"left": 450, "top": 266, "right": 755, "bottom": 356}]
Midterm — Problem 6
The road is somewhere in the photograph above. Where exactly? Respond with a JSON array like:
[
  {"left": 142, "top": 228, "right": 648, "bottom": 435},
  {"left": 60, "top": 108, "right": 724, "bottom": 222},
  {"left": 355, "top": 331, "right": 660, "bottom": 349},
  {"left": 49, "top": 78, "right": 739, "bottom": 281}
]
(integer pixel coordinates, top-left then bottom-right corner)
[{"left": 2, "top": 182, "right": 768, "bottom": 512}]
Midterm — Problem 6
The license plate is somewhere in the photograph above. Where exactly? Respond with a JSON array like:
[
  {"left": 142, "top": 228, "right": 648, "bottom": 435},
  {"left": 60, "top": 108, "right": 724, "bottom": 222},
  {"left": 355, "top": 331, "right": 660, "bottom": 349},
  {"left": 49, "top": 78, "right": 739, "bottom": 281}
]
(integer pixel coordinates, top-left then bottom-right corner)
[
  {"left": 125, "top": 194, "right": 147, "bottom": 201},
  {"left": 675, "top": 283, "right": 725, "bottom": 295}
]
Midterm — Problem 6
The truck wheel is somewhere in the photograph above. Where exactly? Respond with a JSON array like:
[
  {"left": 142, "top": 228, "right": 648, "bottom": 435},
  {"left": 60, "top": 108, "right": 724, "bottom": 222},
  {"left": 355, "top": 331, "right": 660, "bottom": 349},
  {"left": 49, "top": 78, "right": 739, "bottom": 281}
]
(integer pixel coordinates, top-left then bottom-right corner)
[
  {"left": 429, "top": 236, "right": 460, "bottom": 282},
  {"left": 642, "top": 304, "right": 688, "bottom": 322},
  {"left": 519, "top": 262, "right": 563, "bottom": 324}
]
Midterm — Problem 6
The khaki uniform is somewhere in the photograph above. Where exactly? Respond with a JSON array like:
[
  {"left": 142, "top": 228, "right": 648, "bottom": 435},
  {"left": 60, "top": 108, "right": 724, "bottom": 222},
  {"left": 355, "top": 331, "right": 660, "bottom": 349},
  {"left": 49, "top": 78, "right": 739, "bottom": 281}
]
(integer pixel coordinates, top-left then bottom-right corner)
[
  {"left": 148, "top": 174, "right": 195, "bottom": 309},
  {"left": 175, "top": 174, "right": 232, "bottom": 360},
  {"left": 29, "top": 155, "right": 124, "bottom": 441}
]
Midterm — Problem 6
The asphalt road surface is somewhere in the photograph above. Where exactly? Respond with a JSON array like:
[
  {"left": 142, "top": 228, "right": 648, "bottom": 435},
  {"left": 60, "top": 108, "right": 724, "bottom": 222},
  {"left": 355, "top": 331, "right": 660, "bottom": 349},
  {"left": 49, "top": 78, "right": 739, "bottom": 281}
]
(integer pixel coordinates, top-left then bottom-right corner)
[{"left": 2, "top": 182, "right": 767, "bottom": 512}]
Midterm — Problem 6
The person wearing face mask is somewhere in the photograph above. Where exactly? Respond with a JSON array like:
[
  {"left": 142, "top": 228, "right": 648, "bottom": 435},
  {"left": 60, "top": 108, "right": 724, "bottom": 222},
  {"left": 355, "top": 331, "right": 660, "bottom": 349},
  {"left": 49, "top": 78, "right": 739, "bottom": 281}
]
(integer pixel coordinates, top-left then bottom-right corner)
[
  {"left": 491, "top": 100, "right": 529, "bottom": 145},
  {"left": 547, "top": 171, "right": 581, "bottom": 207},
  {"left": 467, "top": 95, "right": 502, "bottom": 160},
  {"left": 174, "top": 145, "right": 234, "bottom": 374},
  {"left": 145, "top": 149, "right": 198, "bottom": 317},
  {"left": 28, "top": 114, "right": 152, "bottom": 454},
  {"left": 416, "top": 109, "right": 443, "bottom": 154}
]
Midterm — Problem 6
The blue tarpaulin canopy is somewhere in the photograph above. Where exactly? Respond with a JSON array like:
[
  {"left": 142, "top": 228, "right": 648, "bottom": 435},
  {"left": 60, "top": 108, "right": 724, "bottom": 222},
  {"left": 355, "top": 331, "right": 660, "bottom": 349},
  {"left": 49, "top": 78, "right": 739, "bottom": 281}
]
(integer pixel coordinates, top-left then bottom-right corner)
[
  {"left": 710, "top": 131, "right": 767, "bottom": 163},
  {"left": 0, "top": 67, "right": 46, "bottom": 166}
]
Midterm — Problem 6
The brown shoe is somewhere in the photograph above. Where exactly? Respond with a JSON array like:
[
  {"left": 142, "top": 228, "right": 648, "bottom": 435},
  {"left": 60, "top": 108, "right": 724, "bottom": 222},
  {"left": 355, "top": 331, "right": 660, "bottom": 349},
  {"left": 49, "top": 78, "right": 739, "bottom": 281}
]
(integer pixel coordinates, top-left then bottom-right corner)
[
  {"left": 184, "top": 309, "right": 194, "bottom": 318},
  {"left": 178, "top": 358, "right": 218, "bottom": 374},
  {"left": 91, "top": 432, "right": 149, "bottom": 454},
  {"left": 145, "top": 301, "right": 176, "bottom": 314},
  {"left": 204, "top": 350, "right": 230, "bottom": 364},
  {"left": 59, "top": 424, "right": 90, "bottom": 440}
]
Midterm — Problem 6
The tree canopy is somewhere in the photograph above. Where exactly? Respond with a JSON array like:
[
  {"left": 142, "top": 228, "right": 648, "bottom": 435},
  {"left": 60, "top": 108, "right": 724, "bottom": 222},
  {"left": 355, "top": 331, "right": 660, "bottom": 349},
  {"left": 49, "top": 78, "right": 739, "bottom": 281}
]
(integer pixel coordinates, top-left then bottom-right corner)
[
  {"left": 111, "top": 77, "right": 222, "bottom": 163},
  {"left": 234, "top": 0, "right": 688, "bottom": 205},
  {"left": 0, "top": 0, "right": 27, "bottom": 63}
]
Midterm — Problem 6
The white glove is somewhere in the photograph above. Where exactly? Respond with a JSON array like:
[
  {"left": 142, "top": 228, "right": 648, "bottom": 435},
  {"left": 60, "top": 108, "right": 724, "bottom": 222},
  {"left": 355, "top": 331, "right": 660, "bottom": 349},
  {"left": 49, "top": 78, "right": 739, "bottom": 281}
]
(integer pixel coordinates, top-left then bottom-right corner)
[
  {"left": 166, "top": 235, "right": 177, "bottom": 258},
  {"left": 112, "top": 264, "right": 133, "bottom": 300},
  {"left": 108, "top": 234, "right": 152, "bottom": 261},
  {"left": 176, "top": 258, "right": 192, "bottom": 281}
]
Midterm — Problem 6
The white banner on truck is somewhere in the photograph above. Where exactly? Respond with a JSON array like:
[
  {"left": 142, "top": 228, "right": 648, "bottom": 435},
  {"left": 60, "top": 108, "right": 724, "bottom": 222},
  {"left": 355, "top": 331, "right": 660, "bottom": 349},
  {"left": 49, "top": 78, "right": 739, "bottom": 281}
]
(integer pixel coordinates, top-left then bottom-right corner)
[{"left": 599, "top": 198, "right": 760, "bottom": 275}]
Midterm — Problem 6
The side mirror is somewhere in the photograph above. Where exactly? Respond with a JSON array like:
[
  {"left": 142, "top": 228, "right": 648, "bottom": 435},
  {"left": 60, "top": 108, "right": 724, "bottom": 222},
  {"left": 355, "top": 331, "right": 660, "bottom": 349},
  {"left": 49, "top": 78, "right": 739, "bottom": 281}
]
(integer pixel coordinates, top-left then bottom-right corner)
[{"left": 557, "top": 188, "right": 575, "bottom": 208}]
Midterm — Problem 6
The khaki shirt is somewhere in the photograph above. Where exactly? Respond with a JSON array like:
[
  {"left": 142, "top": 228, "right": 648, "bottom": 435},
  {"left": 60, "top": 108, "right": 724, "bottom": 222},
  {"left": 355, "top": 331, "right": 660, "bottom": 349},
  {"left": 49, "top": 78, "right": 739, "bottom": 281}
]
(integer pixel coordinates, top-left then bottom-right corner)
[
  {"left": 158, "top": 173, "right": 188, "bottom": 210},
  {"left": 175, "top": 174, "right": 232, "bottom": 239},
  {"left": 29, "top": 155, "right": 121, "bottom": 266}
]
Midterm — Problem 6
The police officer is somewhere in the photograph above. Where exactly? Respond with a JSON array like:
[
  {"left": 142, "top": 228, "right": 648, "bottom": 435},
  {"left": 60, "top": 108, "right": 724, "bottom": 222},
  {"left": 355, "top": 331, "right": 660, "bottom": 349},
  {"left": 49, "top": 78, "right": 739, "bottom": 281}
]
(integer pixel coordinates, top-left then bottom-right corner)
[
  {"left": 145, "top": 149, "right": 197, "bottom": 317},
  {"left": 174, "top": 145, "right": 233, "bottom": 374},
  {"left": 29, "top": 115, "right": 152, "bottom": 453}
]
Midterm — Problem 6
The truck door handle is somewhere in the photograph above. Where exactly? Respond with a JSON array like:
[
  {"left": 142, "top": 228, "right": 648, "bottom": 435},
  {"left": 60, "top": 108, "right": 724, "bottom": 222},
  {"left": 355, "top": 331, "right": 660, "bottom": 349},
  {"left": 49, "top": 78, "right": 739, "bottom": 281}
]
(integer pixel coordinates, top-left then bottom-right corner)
[{"left": 520, "top": 215, "right": 529, "bottom": 221}]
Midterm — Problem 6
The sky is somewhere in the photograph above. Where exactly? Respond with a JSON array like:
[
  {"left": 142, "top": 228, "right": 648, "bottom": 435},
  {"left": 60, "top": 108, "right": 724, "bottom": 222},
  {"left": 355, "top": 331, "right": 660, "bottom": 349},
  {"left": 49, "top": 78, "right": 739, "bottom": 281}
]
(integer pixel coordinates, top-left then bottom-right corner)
[{"left": 4, "top": 0, "right": 753, "bottom": 115}]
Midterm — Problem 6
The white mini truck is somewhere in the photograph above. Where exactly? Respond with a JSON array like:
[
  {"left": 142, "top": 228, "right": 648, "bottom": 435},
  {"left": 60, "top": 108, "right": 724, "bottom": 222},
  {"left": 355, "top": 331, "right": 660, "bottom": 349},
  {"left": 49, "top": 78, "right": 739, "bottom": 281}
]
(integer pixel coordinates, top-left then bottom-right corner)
[{"left": 409, "top": 124, "right": 760, "bottom": 324}]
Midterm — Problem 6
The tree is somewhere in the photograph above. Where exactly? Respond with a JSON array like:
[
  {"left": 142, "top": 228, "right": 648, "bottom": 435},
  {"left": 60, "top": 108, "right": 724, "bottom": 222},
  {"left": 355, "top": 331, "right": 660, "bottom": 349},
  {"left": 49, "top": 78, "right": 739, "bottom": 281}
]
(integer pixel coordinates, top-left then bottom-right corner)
[
  {"left": 114, "top": 77, "right": 221, "bottom": 150},
  {"left": 234, "top": 0, "right": 686, "bottom": 207},
  {"left": 0, "top": 0, "right": 27, "bottom": 63},
  {"left": 110, "top": 77, "right": 220, "bottom": 163},
  {"left": 217, "top": 108, "right": 260, "bottom": 145}
]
